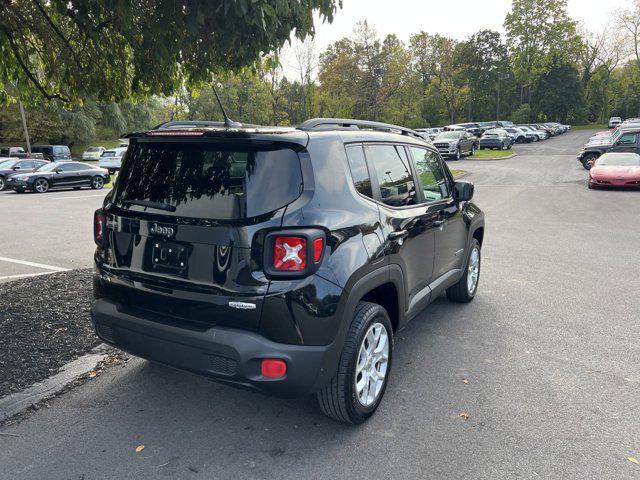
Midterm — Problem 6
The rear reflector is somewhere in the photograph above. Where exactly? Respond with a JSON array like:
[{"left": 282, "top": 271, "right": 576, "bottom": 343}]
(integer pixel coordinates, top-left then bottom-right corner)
[
  {"left": 274, "top": 236, "right": 306, "bottom": 271},
  {"left": 261, "top": 359, "right": 287, "bottom": 378}
]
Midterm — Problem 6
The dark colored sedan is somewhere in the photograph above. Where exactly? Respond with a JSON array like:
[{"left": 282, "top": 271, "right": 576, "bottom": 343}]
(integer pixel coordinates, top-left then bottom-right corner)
[
  {"left": 479, "top": 129, "right": 514, "bottom": 150},
  {"left": 6, "top": 161, "right": 110, "bottom": 193},
  {"left": 0, "top": 158, "right": 48, "bottom": 190}
]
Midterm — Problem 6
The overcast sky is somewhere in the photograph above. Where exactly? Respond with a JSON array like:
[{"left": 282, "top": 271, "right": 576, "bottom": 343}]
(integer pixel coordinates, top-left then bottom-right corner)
[{"left": 281, "top": 0, "right": 630, "bottom": 77}]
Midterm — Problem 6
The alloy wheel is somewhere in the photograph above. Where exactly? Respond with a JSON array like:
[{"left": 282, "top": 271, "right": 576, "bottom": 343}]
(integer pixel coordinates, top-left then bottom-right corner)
[
  {"left": 92, "top": 177, "right": 104, "bottom": 189},
  {"left": 35, "top": 179, "right": 49, "bottom": 193},
  {"left": 0, "top": 177, "right": 4, "bottom": 191},
  {"left": 467, "top": 246, "right": 480, "bottom": 294},
  {"left": 355, "top": 322, "right": 389, "bottom": 407}
]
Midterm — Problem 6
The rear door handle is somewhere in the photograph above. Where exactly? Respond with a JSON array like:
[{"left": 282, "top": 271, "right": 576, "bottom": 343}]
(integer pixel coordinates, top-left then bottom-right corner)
[{"left": 388, "top": 230, "right": 409, "bottom": 241}]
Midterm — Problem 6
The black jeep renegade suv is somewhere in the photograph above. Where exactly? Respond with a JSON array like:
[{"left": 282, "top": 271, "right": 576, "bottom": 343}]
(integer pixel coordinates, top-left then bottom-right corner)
[{"left": 91, "top": 118, "right": 485, "bottom": 424}]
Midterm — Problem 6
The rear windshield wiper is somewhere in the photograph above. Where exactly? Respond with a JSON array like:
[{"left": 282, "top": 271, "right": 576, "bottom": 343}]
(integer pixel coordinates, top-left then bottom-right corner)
[{"left": 121, "top": 199, "right": 176, "bottom": 212}]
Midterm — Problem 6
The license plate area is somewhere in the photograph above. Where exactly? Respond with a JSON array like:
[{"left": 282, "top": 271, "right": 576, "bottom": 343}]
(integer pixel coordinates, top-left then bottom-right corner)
[{"left": 147, "top": 240, "right": 190, "bottom": 276}]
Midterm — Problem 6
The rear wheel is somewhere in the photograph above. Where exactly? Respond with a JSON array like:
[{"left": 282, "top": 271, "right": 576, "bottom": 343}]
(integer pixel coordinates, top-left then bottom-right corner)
[
  {"left": 317, "top": 301, "right": 393, "bottom": 424},
  {"left": 446, "top": 239, "right": 481, "bottom": 303},
  {"left": 34, "top": 178, "right": 50, "bottom": 193},
  {"left": 0, "top": 176, "right": 4, "bottom": 191}
]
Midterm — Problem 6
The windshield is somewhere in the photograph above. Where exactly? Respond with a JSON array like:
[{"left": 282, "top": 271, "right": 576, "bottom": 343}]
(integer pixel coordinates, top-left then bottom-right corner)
[
  {"left": 36, "top": 163, "right": 59, "bottom": 172},
  {"left": 114, "top": 142, "right": 303, "bottom": 220},
  {"left": 0, "top": 160, "right": 17, "bottom": 169},
  {"left": 436, "top": 132, "right": 460, "bottom": 140},
  {"left": 87, "top": 147, "right": 101, "bottom": 152},
  {"left": 597, "top": 153, "right": 640, "bottom": 166}
]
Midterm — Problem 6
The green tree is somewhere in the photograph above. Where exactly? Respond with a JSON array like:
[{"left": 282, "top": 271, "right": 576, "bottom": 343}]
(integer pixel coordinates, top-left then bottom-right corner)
[
  {"left": 0, "top": 0, "right": 341, "bottom": 104},
  {"left": 457, "top": 30, "right": 514, "bottom": 121},
  {"left": 505, "top": 0, "right": 582, "bottom": 105},
  {"left": 532, "top": 55, "right": 582, "bottom": 122}
]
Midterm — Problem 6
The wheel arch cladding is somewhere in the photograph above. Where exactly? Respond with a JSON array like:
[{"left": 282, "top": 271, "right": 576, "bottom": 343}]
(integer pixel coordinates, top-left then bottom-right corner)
[{"left": 472, "top": 227, "right": 484, "bottom": 247}]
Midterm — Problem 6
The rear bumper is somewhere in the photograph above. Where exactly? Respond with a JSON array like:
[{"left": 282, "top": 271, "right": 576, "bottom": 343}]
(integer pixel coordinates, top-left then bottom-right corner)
[{"left": 91, "top": 297, "right": 334, "bottom": 397}]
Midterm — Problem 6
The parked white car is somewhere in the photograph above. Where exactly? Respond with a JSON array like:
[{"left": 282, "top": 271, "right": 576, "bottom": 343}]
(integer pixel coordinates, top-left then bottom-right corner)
[
  {"left": 608, "top": 117, "right": 622, "bottom": 129},
  {"left": 82, "top": 146, "right": 106, "bottom": 161},
  {"left": 99, "top": 146, "right": 127, "bottom": 173}
]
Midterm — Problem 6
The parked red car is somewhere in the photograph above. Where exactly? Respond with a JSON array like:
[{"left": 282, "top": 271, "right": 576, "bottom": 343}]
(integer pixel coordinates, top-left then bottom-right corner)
[{"left": 588, "top": 152, "right": 640, "bottom": 189}]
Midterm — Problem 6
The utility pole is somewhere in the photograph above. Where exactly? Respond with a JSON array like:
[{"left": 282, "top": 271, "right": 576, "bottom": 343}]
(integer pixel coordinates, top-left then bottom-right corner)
[{"left": 18, "top": 100, "right": 31, "bottom": 154}]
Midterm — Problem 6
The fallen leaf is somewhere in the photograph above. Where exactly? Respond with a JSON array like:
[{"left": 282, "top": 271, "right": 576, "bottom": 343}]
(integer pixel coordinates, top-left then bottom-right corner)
[
  {"left": 584, "top": 369, "right": 593, "bottom": 374},
  {"left": 88, "top": 371, "right": 97, "bottom": 378},
  {"left": 462, "top": 379, "right": 469, "bottom": 384},
  {"left": 135, "top": 445, "right": 145, "bottom": 453},
  {"left": 628, "top": 457, "right": 639, "bottom": 464},
  {"left": 459, "top": 412, "right": 470, "bottom": 421}
]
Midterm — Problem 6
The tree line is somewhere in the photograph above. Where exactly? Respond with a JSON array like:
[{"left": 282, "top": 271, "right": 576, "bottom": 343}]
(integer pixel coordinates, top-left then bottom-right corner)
[{"left": 1, "top": 0, "right": 639, "bottom": 148}]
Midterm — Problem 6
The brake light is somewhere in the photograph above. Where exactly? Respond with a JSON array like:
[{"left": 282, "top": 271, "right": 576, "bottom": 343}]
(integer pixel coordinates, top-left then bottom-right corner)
[
  {"left": 264, "top": 229, "right": 326, "bottom": 278},
  {"left": 274, "top": 236, "right": 306, "bottom": 271},
  {"left": 147, "top": 130, "right": 204, "bottom": 136},
  {"left": 261, "top": 359, "right": 287, "bottom": 378},
  {"left": 94, "top": 209, "right": 105, "bottom": 245},
  {"left": 313, "top": 238, "right": 324, "bottom": 262}
]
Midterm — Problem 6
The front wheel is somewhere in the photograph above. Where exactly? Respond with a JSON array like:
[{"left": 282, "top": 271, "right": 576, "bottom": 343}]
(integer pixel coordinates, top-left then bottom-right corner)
[
  {"left": 454, "top": 148, "right": 461, "bottom": 160},
  {"left": 582, "top": 154, "right": 599, "bottom": 170},
  {"left": 469, "top": 144, "right": 475, "bottom": 156},
  {"left": 34, "top": 178, "right": 50, "bottom": 193},
  {"left": 91, "top": 176, "right": 105, "bottom": 190},
  {"left": 317, "top": 302, "right": 393, "bottom": 424},
  {"left": 0, "top": 176, "right": 5, "bottom": 191},
  {"left": 446, "top": 239, "right": 481, "bottom": 303}
]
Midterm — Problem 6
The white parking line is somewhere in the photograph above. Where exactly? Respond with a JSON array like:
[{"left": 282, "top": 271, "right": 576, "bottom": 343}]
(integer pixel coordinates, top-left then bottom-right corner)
[
  {"left": 49, "top": 194, "right": 108, "bottom": 200},
  {"left": 0, "top": 256, "right": 70, "bottom": 272},
  {"left": 0, "top": 271, "right": 62, "bottom": 281}
]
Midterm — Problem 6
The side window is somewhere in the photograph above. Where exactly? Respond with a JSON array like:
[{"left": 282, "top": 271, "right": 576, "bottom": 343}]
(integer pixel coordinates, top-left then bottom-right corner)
[
  {"left": 619, "top": 133, "right": 636, "bottom": 145},
  {"left": 365, "top": 144, "right": 417, "bottom": 207},
  {"left": 345, "top": 145, "right": 373, "bottom": 199},
  {"left": 59, "top": 163, "right": 80, "bottom": 172},
  {"left": 409, "top": 147, "right": 450, "bottom": 202},
  {"left": 18, "top": 161, "right": 33, "bottom": 169}
]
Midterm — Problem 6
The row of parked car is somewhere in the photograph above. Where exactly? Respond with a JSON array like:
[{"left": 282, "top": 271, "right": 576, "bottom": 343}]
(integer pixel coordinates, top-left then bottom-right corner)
[
  {"left": 575, "top": 117, "right": 640, "bottom": 189},
  {"left": 414, "top": 120, "right": 571, "bottom": 160},
  {"left": 0, "top": 140, "right": 129, "bottom": 193}
]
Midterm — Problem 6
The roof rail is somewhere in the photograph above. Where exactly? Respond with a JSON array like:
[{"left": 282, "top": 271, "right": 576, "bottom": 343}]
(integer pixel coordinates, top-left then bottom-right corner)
[{"left": 298, "top": 118, "right": 424, "bottom": 139}]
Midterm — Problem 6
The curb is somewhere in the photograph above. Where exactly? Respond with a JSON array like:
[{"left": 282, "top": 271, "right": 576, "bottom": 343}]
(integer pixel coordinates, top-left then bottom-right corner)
[
  {"left": 0, "top": 347, "right": 109, "bottom": 421},
  {"left": 465, "top": 153, "right": 518, "bottom": 161}
]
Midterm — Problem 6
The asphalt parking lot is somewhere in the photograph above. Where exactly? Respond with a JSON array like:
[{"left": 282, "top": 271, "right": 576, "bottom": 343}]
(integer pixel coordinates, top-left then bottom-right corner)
[{"left": 0, "top": 130, "right": 638, "bottom": 479}]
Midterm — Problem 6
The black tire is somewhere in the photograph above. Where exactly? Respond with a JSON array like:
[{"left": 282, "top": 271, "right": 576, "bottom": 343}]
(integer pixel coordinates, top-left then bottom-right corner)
[
  {"left": 446, "top": 239, "right": 481, "bottom": 303},
  {"left": 582, "top": 154, "right": 599, "bottom": 170},
  {"left": 14, "top": 188, "right": 24, "bottom": 193},
  {"left": 73, "top": 187, "right": 82, "bottom": 190},
  {"left": 469, "top": 144, "right": 475, "bottom": 157},
  {"left": 507, "top": 143, "right": 513, "bottom": 150},
  {"left": 317, "top": 301, "right": 394, "bottom": 424},
  {"left": 91, "top": 176, "right": 105, "bottom": 190},
  {"left": 516, "top": 136, "right": 524, "bottom": 144},
  {"left": 454, "top": 148, "right": 461, "bottom": 160}
]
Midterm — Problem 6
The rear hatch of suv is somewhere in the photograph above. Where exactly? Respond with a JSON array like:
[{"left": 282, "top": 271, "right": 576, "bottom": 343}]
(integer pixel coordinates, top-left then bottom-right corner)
[{"left": 96, "top": 134, "right": 307, "bottom": 331}]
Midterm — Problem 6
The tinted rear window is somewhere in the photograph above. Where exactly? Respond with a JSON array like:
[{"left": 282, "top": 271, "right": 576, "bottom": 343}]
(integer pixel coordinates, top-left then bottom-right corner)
[{"left": 114, "top": 142, "right": 303, "bottom": 220}]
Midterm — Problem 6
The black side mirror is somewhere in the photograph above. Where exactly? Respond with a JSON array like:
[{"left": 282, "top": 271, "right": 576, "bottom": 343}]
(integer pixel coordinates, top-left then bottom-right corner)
[{"left": 453, "top": 180, "right": 474, "bottom": 202}]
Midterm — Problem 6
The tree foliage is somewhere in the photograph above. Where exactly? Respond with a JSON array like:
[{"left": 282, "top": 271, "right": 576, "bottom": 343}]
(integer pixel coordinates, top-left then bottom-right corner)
[{"left": 0, "top": 0, "right": 341, "bottom": 104}]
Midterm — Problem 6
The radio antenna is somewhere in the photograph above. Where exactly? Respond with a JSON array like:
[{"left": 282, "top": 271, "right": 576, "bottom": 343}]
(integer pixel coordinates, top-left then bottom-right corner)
[{"left": 212, "top": 83, "right": 242, "bottom": 128}]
